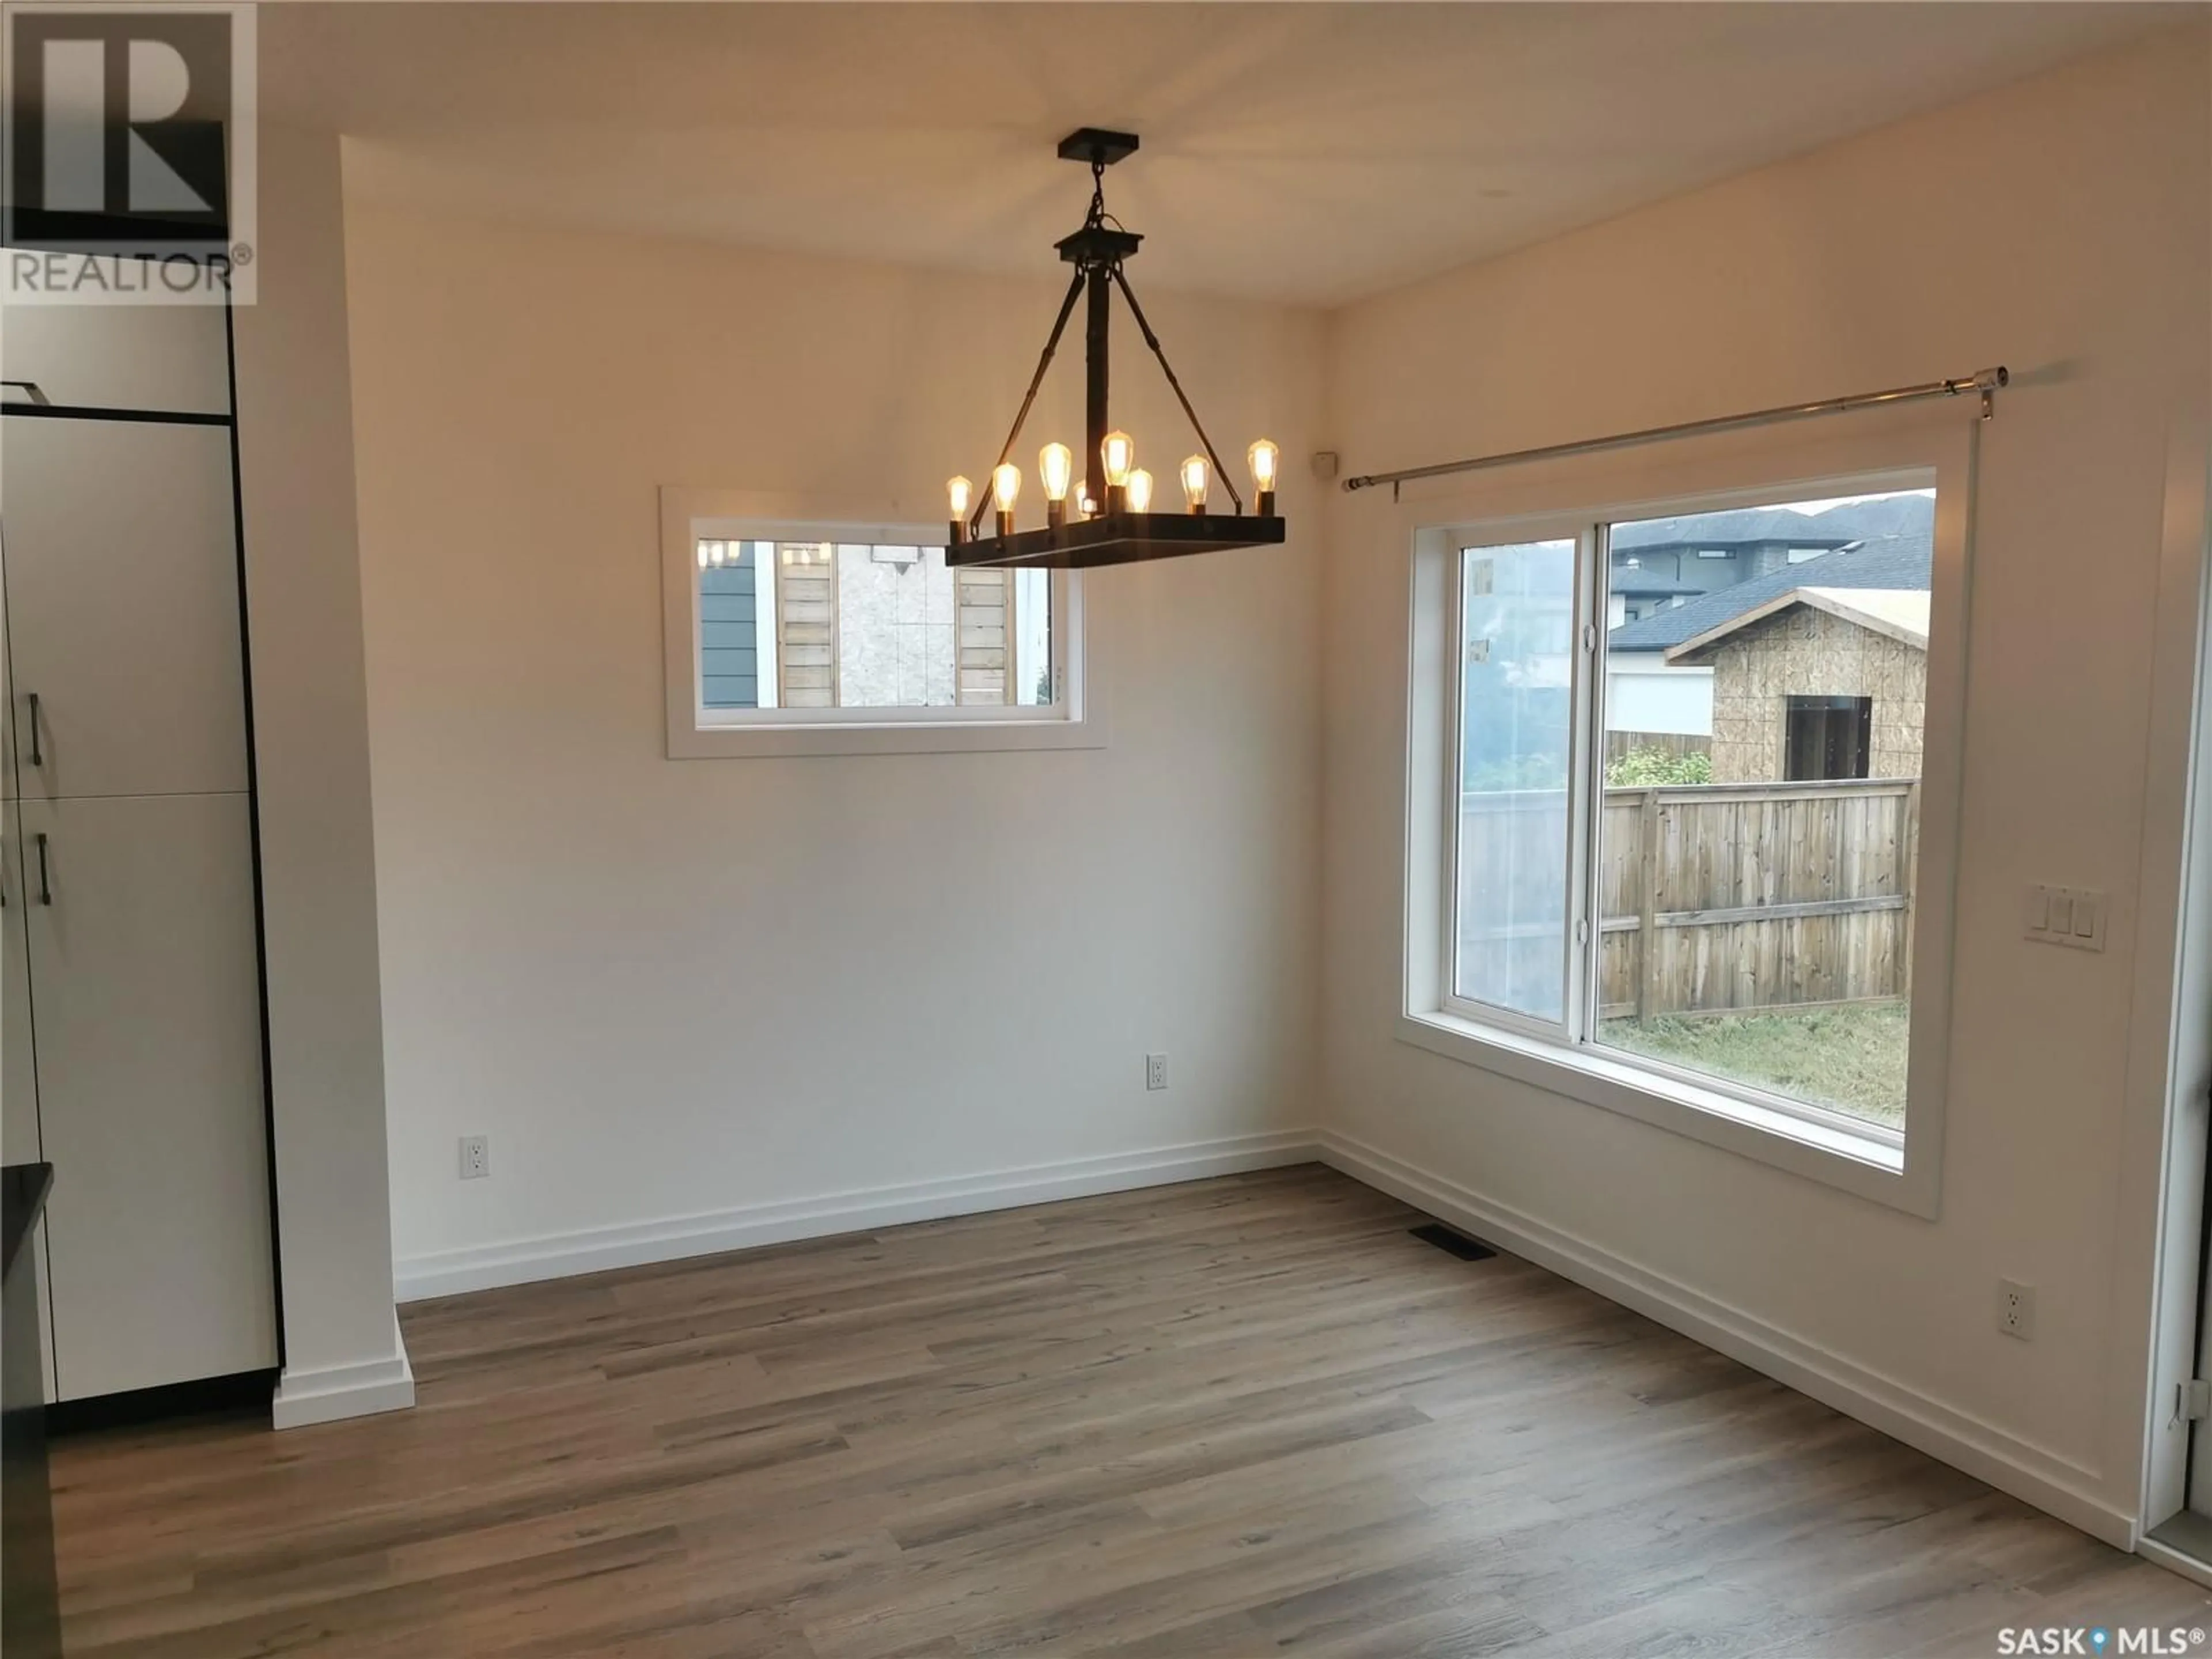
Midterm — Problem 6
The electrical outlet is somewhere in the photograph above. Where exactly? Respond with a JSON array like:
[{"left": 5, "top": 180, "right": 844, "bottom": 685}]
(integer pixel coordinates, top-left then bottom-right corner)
[
  {"left": 459, "top": 1135, "right": 490, "bottom": 1180},
  {"left": 1997, "top": 1278, "right": 2036, "bottom": 1340},
  {"left": 1145, "top": 1052, "right": 1168, "bottom": 1092}
]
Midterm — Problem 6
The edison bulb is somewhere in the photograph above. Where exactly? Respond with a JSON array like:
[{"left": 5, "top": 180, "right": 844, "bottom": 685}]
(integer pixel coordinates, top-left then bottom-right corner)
[
  {"left": 992, "top": 462, "right": 1022, "bottom": 509},
  {"left": 1101, "top": 431, "right": 1135, "bottom": 488},
  {"left": 948, "top": 475, "right": 973, "bottom": 517},
  {"left": 1126, "top": 468, "right": 1154, "bottom": 514},
  {"left": 1180, "top": 454, "right": 1210, "bottom": 513},
  {"left": 1039, "top": 442, "right": 1072, "bottom": 503},
  {"left": 1247, "top": 439, "right": 1279, "bottom": 492}
]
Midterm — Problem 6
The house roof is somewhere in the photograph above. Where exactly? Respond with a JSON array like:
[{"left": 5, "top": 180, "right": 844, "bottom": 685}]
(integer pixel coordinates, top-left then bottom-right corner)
[
  {"left": 1611, "top": 572, "right": 1705, "bottom": 599},
  {"left": 1665, "top": 585, "right": 1929, "bottom": 663},
  {"left": 1607, "top": 529, "right": 1931, "bottom": 653},
  {"left": 1609, "top": 494, "right": 1933, "bottom": 552}
]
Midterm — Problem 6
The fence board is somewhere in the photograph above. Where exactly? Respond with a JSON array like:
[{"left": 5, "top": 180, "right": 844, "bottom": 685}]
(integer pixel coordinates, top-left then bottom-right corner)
[{"left": 1459, "top": 777, "right": 1915, "bottom": 1018}]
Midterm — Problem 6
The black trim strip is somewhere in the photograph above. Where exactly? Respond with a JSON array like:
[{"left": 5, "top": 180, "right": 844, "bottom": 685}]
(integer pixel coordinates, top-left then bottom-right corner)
[
  {"left": 222, "top": 293, "right": 287, "bottom": 1373},
  {"left": 46, "top": 1368, "right": 275, "bottom": 1437},
  {"left": 0, "top": 402, "right": 230, "bottom": 429}
]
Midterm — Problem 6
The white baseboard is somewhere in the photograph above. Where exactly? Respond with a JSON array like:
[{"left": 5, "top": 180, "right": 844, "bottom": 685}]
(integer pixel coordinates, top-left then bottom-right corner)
[
  {"left": 271, "top": 1310, "right": 416, "bottom": 1430},
  {"left": 394, "top": 1130, "right": 1324, "bottom": 1303},
  {"left": 1316, "top": 1129, "right": 2138, "bottom": 1551}
]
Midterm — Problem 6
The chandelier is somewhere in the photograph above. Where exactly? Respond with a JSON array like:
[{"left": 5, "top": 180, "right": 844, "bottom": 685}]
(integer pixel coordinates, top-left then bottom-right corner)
[{"left": 945, "top": 129, "right": 1286, "bottom": 570}]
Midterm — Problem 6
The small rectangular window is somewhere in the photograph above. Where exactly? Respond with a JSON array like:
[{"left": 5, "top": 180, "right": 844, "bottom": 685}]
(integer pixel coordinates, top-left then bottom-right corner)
[
  {"left": 661, "top": 495, "right": 1096, "bottom": 759},
  {"left": 1784, "top": 695, "right": 1873, "bottom": 782}
]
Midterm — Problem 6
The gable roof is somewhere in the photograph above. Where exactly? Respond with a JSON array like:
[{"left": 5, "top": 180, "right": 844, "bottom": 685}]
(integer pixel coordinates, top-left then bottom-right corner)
[
  {"left": 1666, "top": 586, "right": 1929, "bottom": 663},
  {"left": 1608, "top": 530, "right": 1931, "bottom": 653}
]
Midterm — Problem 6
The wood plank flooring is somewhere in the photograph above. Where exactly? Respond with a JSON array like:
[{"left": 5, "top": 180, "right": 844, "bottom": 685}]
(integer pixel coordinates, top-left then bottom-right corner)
[{"left": 49, "top": 1166, "right": 2212, "bottom": 1657}]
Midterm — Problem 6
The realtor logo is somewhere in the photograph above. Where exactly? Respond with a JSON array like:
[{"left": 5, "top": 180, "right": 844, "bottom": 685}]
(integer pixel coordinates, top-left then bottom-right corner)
[{"left": 2, "top": 3, "right": 257, "bottom": 303}]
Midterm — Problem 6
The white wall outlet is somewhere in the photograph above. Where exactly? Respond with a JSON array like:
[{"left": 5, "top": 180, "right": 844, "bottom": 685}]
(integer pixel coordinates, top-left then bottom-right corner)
[
  {"left": 2024, "top": 884, "right": 2106, "bottom": 951},
  {"left": 459, "top": 1135, "right": 490, "bottom": 1180},
  {"left": 1145, "top": 1052, "right": 1168, "bottom": 1092},
  {"left": 1997, "top": 1278, "right": 2036, "bottom": 1340}
]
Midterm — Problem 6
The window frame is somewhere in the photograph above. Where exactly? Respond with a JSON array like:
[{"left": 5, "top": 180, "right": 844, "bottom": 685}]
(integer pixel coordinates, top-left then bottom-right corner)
[
  {"left": 1397, "top": 416, "right": 1972, "bottom": 1218},
  {"left": 1438, "top": 521, "right": 1594, "bottom": 1047},
  {"left": 660, "top": 488, "right": 1105, "bottom": 759}
]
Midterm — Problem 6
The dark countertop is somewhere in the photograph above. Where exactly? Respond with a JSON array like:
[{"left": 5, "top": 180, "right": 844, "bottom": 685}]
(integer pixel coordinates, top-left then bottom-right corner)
[{"left": 1, "top": 1165, "right": 51, "bottom": 1283}]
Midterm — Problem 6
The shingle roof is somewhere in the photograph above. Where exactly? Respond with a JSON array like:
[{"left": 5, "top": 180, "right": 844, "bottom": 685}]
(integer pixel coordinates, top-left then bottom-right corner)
[
  {"left": 1608, "top": 531, "right": 1932, "bottom": 653},
  {"left": 1610, "top": 493, "right": 1932, "bottom": 551}
]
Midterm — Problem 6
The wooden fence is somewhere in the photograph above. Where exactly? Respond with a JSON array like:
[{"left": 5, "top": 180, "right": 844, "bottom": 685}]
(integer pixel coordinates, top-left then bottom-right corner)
[{"left": 1456, "top": 778, "right": 1919, "bottom": 1020}]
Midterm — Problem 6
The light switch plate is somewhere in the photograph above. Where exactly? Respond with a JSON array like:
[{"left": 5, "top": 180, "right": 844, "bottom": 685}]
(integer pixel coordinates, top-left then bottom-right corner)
[{"left": 2024, "top": 884, "right": 2105, "bottom": 951}]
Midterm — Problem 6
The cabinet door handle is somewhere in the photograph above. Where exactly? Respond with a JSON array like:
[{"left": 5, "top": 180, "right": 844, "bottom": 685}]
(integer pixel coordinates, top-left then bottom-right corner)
[
  {"left": 25, "top": 692, "right": 40, "bottom": 767},
  {"left": 34, "top": 833, "right": 49, "bottom": 906}
]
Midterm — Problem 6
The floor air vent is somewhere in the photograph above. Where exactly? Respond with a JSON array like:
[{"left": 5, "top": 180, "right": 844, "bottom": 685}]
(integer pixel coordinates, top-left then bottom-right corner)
[{"left": 1410, "top": 1222, "right": 1497, "bottom": 1262}]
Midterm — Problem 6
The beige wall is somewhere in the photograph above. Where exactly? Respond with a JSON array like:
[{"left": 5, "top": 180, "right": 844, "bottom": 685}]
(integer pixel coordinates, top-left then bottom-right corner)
[
  {"left": 1690, "top": 607, "right": 1928, "bottom": 782},
  {"left": 342, "top": 199, "right": 1325, "bottom": 1293},
  {"left": 1320, "top": 25, "right": 2209, "bottom": 1539}
]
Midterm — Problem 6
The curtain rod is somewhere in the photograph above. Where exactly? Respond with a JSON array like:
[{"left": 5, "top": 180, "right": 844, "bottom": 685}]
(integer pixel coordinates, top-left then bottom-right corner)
[{"left": 1340, "top": 366, "right": 2009, "bottom": 497}]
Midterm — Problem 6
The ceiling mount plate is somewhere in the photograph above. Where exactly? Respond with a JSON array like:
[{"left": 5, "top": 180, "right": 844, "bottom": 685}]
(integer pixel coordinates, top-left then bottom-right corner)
[{"left": 1057, "top": 127, "right": 1139, "bottom": 167}]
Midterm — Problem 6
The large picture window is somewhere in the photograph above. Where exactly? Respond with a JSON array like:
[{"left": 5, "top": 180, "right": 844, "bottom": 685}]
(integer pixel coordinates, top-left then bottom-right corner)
[{"left": 1406, "top": 461, "right": 1962, "bottom": 1210}]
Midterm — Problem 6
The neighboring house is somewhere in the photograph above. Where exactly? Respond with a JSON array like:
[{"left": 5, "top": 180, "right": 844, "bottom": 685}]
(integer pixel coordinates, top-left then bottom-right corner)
[
  {"left": 1608, "top": 563, "right": 1703, "bottom": 627},
  {"left": 1654, "top": 547, "right": 1930, "bottom": 782},
  {"left": 1608, "top": 493, "right": 1930, "bottom": 598},
  {"left": 1601, "top": 497, "right": 1934, "bottom": 756}
]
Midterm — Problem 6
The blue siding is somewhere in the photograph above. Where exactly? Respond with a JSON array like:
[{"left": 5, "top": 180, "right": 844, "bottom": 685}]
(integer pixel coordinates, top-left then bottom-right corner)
[{"left": 700, "top": 547, "right": 760, "bottom": 708}]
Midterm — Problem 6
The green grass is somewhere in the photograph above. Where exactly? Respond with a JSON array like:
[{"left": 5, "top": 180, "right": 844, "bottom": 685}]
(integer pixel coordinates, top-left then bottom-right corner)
[{"left": 1597, "top": 1000, "right": 1910, "bottom": 1127}]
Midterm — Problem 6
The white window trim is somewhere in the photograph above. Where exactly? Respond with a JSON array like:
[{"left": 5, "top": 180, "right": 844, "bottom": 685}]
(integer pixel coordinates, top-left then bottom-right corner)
[
  {"left": 660, "top": 488, "right": 1107, "bottom": 759},
  {"left": 1395, "top": 413, "right": 1975, "bottom": 1218}
]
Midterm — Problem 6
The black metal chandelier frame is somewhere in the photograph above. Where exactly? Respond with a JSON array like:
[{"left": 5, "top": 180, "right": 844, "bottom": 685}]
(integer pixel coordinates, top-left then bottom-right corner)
[{"left": 946, "top": 128, "right": 1286, "bottom": 570}]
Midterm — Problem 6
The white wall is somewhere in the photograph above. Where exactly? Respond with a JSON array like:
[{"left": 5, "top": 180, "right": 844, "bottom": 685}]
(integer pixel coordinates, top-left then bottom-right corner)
[
  {"left": 1319, "top": 26, "right": 2209, "bottom": 1541},
  {"left": 341, "top": 201, "right": 1325, "bottom": 1294},
  {"left": 1605, "top": 660, "right": 1713, "bottom": 737},
  {"left": 232, "top": 124, "right": 411, "bottom": 1426}
]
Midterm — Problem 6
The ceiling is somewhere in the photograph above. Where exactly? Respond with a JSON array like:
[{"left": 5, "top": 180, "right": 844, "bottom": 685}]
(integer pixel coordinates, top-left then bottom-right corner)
[{"left": 263, "top": 2, "right": 2186, "bottom": 306}]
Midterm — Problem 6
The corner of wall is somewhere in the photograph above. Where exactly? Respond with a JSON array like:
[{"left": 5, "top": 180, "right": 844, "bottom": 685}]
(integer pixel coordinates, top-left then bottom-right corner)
[{"left": 232, "top": 119, "right": 405, "bottom": 1408}]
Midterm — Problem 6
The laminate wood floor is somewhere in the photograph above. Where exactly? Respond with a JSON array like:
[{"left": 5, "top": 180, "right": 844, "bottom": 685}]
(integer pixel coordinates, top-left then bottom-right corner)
[{"left": 51, "top": 1166, "right": 2212, "bottom": 1657}]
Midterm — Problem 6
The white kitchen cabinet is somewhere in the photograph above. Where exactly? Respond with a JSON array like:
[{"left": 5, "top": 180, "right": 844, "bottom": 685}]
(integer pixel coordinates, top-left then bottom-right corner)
[
  {"left": 3, "top": 418, "right": 248, "bottom": 801},
  {"left": 16, "top": 791, "right": 275, "bottom": 1399},
  {"left": 0, "top": 285, "right": 230, "bottom": 418},
  {"left": 1, "top": 300, "right": 275, "bottom": 1407}
]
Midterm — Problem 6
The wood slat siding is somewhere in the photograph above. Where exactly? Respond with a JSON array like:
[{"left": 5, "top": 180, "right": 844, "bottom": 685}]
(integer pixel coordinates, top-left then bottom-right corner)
[
  {"left": 776, "top": 544, "right": 838, "bottom": 709},
  {"left": 1459, "top": 778, "right": 1916, "bottom": 1019},
  {"left": 699, "top": 552, "right": 759, "bottom": 709},
  {"left": 955, "top": 567, "right": 1015, "bottom": 706}
]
